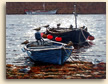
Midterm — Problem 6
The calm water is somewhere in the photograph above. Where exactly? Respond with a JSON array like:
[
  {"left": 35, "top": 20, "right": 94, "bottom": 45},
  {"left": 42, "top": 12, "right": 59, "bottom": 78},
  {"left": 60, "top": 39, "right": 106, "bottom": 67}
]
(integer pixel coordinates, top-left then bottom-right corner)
[{"left": 6, "top": 14, "right": 106, "bottom": 66}]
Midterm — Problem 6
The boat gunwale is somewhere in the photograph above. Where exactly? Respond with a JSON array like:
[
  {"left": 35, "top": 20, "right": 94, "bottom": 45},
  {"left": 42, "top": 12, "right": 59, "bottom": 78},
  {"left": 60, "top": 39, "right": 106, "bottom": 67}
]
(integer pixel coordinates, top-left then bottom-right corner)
[
  {"left": 25, "top": 46, "right": 62, "bottom": 51},
  {"left": 23, "top": 41, "right": 74, "bottom": 51},
  {"left": 24, "top": 45, "right": 73, "bottom": 51}
]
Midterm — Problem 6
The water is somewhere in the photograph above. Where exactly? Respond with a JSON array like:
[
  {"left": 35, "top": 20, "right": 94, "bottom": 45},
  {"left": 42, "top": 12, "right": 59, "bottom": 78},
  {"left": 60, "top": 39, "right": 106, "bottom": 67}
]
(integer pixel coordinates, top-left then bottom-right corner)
[{"left": 6, "top": 14, "right": 106, "bottom": 66}]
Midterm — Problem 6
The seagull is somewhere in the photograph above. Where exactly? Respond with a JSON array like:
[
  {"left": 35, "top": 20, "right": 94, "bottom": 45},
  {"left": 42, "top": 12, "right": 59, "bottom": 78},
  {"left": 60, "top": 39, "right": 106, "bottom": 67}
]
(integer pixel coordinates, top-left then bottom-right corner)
[
  {"left": 33, "top": 27, "right": 41, "bottom": 31},
  {"left": 92, "top": 59, "right": 101, "bottom": 64},
  {"left": 84, "top": 27, "right": 88, "bottom": 31},
  {"left": 19, "top": 66, "right": 31, "bottom": 73},
  {"left": 69, "top": 25, "right": 73, "bottom": 30},
  {"left": 57, "top": 23, "right": 61, "bottom": 27},
  {"left": 43, "top": 25, "right": 49, "bottom": 28},
  {"left": 21, "top": 40, "right": 29, "bottom": 44},
  {"left": 65, "top": 41, "right": 73, "bottom": 47},
  {"left": 57, "top": 23, "right": 61, "bottom": 29}
]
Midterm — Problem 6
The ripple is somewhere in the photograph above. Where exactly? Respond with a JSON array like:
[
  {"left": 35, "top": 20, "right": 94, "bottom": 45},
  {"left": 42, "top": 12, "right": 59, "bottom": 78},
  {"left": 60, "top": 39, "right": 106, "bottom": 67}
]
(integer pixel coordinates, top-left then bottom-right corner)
[{"left": 6, "top": 14, "right": 106, "bottom": 66}]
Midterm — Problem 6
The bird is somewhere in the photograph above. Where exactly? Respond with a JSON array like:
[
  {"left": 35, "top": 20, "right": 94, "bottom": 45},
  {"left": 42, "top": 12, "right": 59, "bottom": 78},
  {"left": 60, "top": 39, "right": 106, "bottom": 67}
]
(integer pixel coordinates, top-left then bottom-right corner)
[
  {"left": 21, "top": 40, "right": 29, "bottom": 44},
  {"left": 80, "top": 26, "right": 85, "bottom": 29},
  {"left": 57, "top": 23, "right": 61, "bottom": 28},
  {"left": 92, "top": 59, "right": 101, "bottom": 64},
  {"left": 57, "top": 23, "right": 61, "bottom": 27},
  {"left": 65, "top": 41, "right": 73, "bottom": 47},
  {"left": 33, "top": 27, "right": 41, "bottom": 31},
  {"left": 43, "top": 25, "right": 49, "bottom": 28},
  {"left": 19, "top": 66, "right": 31, "bottom": 73},
  {"left": 84, "top": 27, "right": 88, "bottom": 31},
  {"left": 69, "top": 25, "right": 73, "bottom": 30}
]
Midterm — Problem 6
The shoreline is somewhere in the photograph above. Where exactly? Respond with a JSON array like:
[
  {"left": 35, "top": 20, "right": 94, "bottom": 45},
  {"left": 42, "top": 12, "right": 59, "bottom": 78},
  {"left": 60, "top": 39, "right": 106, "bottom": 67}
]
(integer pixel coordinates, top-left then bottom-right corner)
[{"left": 6, "top": 61, "right": 106, "bottom": 79}]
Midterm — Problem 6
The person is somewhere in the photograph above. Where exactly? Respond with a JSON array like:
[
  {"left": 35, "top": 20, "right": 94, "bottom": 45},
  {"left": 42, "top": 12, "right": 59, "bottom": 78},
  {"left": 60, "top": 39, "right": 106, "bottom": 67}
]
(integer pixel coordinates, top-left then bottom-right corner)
[{"left": 33, "top": 27, "right": 44, "bottom": 45}]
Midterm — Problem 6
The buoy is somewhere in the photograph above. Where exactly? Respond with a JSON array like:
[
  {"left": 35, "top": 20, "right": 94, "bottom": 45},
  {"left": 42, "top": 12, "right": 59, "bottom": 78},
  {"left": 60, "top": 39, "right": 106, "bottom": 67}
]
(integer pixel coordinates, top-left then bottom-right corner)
[
  {"left": 87, "top": 36, "right": 95, "bottom": 40},
  {"left": 55, "top": 37, "right": 62, "bottom": 42},
  {"left": 47, "top": 34, "right": 53, "bottom": 39},
  {"left": 40, "top": 33, "right": 43, "bottom": 37}
]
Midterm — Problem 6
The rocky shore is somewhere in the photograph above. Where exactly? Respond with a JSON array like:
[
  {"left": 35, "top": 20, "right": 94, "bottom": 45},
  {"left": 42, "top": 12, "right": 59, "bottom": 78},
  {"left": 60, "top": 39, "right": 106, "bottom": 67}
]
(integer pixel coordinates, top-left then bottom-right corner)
[{"left": 6, "top": 61, "right": 106, "bottom": 79}]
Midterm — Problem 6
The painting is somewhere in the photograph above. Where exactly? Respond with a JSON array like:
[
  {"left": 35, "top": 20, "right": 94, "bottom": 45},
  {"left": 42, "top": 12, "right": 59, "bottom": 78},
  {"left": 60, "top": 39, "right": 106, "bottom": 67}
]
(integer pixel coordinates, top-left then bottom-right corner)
[{"left": 6, "top": 2, "right": 106, "bottom": 79}]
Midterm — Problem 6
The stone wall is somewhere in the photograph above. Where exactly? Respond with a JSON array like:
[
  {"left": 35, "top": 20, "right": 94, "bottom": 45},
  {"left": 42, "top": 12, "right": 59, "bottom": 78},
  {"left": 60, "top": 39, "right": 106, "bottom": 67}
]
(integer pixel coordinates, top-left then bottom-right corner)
[{"left": 6, "top": 2, "right": 106, "bottom": 14}]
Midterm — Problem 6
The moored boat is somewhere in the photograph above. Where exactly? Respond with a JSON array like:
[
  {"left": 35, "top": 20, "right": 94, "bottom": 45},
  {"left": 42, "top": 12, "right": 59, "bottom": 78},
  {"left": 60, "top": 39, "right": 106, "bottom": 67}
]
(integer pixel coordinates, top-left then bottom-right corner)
[
  {"left": 41, "top": 5, "right": 95, "bottom": 46},
  {"left": 24, "top": 3, "right": 57, "bottom": 15},
  {"left": 25, "top": 10, "right": 57, "bottom": 15},
  {"left": 43, "top": 28, "right": 94, "bottom": 46},
  {"left": 22, "top": 40, "right": 74, "bottom": 65}
]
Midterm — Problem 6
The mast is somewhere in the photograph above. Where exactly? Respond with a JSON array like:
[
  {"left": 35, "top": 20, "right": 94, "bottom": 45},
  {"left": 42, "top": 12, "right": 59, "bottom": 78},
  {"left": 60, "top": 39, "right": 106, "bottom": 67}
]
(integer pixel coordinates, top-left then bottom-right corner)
[
  {"left": 73, "top": 5, "right": 77, "bottom": 28},
  {"left": 43, "top": 3, "right": 45, "bottom": 11}
]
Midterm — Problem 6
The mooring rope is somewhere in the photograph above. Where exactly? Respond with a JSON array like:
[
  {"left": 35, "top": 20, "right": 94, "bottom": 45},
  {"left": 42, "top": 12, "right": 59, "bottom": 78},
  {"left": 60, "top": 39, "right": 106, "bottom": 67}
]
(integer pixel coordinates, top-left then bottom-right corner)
[
  {"left": 80, "top": 29, "right": 92, "bottom": 46},
  {"left": 62, "top": 46, "right": 86, "bottom": 71},
  {"left": 62, "top": 46, "right": 73, "bottom": 57}
]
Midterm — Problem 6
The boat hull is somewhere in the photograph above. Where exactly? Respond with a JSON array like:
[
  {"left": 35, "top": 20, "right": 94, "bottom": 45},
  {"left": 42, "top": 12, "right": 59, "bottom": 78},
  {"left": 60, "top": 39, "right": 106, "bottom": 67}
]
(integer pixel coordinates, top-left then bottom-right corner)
[
  {"left": 46, "top": 28, "right": 91, "bottom": 45},
  {"left": 23, "top": 41, "right": 73, "bottom": 65},
  {"left": 27, "top": 48, "right": 72, "bottom": 65},
  {"left": 25, "top": 10, "right": 57, "bottom": 15}
]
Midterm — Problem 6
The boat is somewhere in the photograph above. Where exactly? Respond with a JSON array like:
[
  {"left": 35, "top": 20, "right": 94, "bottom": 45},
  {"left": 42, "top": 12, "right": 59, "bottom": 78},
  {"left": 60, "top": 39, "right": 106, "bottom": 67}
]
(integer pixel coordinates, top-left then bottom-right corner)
[
  {"left": 24, "top": 3, "right": 57, "bottom": 15},
  {"left": 22, "top": 40, "right": 74, "bottom": 65},
  {"left": 25, "top": 10, "right": 57, "bottom": 15},
  {"left": 41, "top": 5, "right": 95, "bottom": 45},
  {"left": 44, "top": 28, "right": 94, "bottom": 46}
]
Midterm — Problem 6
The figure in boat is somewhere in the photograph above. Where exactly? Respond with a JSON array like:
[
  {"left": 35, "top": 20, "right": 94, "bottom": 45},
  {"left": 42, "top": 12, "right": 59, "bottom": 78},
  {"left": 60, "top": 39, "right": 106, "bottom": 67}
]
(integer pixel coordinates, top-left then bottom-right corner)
[
  {"left": 33, "top": 27, "right": 44, "bottom": 45},
  {"left": 40, "top": 5, "right": 95, "bottom": 46}
]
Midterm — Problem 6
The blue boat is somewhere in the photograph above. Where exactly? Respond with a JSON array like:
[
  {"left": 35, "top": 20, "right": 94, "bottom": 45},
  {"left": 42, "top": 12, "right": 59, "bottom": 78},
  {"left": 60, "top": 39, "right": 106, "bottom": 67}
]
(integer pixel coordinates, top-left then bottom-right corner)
[{"left": 22, "top": 41, "right": 73, "bottom": 65}]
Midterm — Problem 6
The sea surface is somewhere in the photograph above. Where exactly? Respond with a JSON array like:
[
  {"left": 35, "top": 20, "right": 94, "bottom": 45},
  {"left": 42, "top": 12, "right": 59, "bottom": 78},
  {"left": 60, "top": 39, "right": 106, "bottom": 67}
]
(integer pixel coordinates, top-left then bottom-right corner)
[{"left": 6, "top": 14, "right": 106, "bottom": 66}]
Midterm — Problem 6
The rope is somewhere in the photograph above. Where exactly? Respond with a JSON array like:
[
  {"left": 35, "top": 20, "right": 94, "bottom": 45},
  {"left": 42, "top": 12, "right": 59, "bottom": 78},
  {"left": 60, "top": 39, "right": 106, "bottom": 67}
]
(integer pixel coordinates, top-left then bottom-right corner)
[
  {"left": 62, "top": 46, "right": 73, "bottom": 57},
  {"left": 80, "top": 29, "right": 92, "bottom": 46},
  {"left": 62, "top": 46, "right": 86, "bottom": 71},
  {"left": 69, "top": 29, "right": 88, "bottom": 45},
  {"left": 80, "top": 29, "right": 87, "bottom": 40}
]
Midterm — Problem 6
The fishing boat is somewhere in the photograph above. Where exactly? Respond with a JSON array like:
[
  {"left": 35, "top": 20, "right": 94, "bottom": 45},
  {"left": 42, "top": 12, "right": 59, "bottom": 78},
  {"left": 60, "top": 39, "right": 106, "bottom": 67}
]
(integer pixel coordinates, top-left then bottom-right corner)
[
  {"left": 24, "top": 3, "right": 57, "bottom": 15},
  {"left": 42, "top": 5, "right": 95, "bottom": 45},
  {"left": 22, "top": 40, "right": 73, "bottom": 65},
  {"left": 44, "top": 28, "right": 93, "bottom": 45}
]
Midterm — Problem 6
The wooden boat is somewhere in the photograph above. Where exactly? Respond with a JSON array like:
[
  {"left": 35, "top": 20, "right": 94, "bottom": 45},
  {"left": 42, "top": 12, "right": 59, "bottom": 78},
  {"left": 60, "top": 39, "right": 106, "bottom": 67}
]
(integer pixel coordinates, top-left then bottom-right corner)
[
  {"left": 25, "top": 10, "right": 57, "bottom": 15},
  {"left": 42, "top": 5, "right": 94, "bottom": 46},
  {"left": 22, "top": 40, "right": 73, "bottom": 65},
  {"left": 24, "top": 3, "right": 57, "bottom": 15},
  {"left": 44, "top": 28, "right": 93, "bottom": 45}
]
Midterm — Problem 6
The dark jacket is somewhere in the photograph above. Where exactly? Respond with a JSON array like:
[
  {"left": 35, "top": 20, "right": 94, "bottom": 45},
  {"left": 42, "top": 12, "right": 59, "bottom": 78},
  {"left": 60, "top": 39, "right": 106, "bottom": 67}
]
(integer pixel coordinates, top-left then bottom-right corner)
[{"left": 35, "top": 32, "right": 42, "bottom": 40}]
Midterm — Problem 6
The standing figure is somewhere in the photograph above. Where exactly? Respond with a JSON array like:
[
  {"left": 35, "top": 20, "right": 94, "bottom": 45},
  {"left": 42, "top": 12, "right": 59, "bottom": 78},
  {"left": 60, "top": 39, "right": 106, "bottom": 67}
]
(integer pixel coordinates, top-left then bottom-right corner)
[{"left": 33, "top": 27, "right": 44, "bottom": 45}]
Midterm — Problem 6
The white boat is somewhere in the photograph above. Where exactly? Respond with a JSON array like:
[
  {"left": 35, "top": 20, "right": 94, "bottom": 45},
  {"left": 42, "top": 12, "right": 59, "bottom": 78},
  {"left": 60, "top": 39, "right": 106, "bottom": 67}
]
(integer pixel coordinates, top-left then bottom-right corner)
[{"left": 25, "top": 3, "right": 57, "bottom": 15}]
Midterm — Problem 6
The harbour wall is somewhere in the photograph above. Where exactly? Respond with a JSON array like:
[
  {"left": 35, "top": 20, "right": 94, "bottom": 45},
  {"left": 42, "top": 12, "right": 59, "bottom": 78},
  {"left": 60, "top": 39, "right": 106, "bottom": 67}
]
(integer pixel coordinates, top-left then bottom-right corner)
[{"left": 6, "top": 2, "right": 106, "bottom": 14}]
